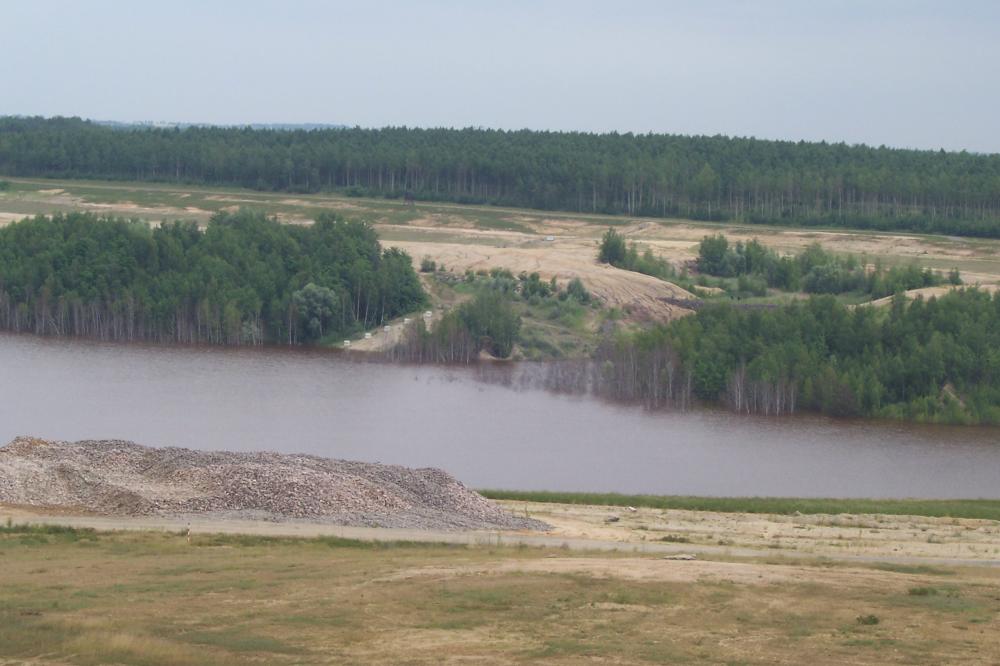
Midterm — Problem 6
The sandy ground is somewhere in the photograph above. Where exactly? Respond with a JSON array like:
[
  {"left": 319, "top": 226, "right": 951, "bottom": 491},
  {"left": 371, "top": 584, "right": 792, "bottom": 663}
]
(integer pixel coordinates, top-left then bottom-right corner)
[
  {"left": 387, "top": 236, "right": 695, "bottom": 321},
  {"left": 347, "top": 306, "right": 437, "bottom": 351},
  {"left": 376, "top": 215, "right": 1000, "bottom": 323},
  {"left": 4, "top": 501, "right": 998, "bottom": 568},
  {"left": 522, "top": 501, "right": 1000, "bottom": 564}
]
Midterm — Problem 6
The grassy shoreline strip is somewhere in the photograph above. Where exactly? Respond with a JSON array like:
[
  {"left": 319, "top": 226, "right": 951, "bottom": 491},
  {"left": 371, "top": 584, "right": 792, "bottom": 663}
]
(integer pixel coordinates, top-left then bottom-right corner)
[{"left": 480, "top": 490, "right": 1000, "bottom": 521}]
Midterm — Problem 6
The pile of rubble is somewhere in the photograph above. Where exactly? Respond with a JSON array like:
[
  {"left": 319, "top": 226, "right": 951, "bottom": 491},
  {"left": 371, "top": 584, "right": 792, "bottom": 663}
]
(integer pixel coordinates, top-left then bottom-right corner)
[{"left": 0, "top": 436, "right": 545, "bottom": 530}]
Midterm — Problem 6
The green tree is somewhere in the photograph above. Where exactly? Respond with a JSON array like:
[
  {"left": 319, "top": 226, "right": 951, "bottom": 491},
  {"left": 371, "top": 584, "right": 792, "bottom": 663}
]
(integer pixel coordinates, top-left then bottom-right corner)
[
  {"left": 597, "top": 228, "right": 626, "bottom": 265},
  {"left": 293, "top": 283, "right": 340, "bottom": 342}
]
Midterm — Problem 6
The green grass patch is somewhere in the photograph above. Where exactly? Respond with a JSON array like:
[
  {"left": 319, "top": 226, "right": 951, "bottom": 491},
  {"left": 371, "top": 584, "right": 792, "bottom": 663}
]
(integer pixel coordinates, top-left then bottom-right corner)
[
  {"left": 480, "top": 490, "right": 1000, "bottom": 521},
  {"left": 0, "top": 522, "right": 100, "bottom": 547},
  {"left": 872, "top": 563, "right": 957, "bottom": 576},
  {"left": 191, "top": 532, "right": 462, "bottom": 550},
  {"left": 470, "top": 213, "right": 535, "bottom": 234}
]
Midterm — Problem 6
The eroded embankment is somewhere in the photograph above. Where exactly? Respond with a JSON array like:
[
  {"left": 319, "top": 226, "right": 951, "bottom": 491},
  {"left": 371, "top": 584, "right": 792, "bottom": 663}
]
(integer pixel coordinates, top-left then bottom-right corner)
[{"left": 0, "top": 436, "right": 545, "bottom": 531}]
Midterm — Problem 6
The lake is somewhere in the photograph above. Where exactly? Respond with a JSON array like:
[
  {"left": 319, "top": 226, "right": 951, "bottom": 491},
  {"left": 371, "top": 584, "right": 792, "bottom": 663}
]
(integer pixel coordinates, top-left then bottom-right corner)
[{"left": 2, "top": 333, "right": 998, "bottom": 498}]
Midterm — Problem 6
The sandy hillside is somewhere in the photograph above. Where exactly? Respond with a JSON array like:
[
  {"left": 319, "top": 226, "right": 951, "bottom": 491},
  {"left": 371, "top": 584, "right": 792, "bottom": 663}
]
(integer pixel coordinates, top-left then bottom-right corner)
[{"left": 386, "top": 235, "right": 696, "bottom": 321}]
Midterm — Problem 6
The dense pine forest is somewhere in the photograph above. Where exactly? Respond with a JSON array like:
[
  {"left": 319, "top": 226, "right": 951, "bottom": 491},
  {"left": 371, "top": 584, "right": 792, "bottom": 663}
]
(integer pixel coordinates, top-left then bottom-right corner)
[
  {"left": 599, "top": 290, "right": 1000, "bottom": 424},
  {"left": 0, "top": 211, "right": 425, "bottom": 344},
  {"left": 3, "top": 117, "right": 1000, "bottom": 237}
]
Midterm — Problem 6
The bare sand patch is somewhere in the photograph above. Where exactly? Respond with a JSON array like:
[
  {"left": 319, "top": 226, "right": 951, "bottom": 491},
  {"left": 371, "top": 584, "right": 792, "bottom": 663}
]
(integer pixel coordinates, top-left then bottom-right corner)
[
  {"left": 387, "top": 237, "right": 695, "bottom": 321},
  {"left": 0, "top": 212, "right": 26, "bottom": 226},
  {"left": 514, "top": 500, "right": 1000, "bottom": 563}
]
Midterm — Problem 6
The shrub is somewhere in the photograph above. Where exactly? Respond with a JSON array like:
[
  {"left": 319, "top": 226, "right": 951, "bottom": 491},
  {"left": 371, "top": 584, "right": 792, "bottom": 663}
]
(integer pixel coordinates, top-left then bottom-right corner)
[
  {"left": 566, "top": 278, "right": 590, "bottom": 304},
  {"left": 458, "top": 290, "right": 521, "bottom": 358},
  {"left": 598, "top": 228, "right": 627, "bottom": 265}
]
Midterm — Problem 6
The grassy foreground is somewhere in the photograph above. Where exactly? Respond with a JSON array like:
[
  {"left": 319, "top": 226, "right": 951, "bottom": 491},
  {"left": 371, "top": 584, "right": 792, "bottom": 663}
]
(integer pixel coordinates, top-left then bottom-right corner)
[
  {"left": 2, "top": 522, "right": 1000, "bottom": 664},
  {"left": 481, "top": 491, "right": 1000, "bottom": 522}
]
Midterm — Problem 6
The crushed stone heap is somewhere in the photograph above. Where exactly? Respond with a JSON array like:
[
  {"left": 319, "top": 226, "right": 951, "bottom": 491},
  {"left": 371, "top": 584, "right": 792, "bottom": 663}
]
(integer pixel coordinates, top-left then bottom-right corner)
[{"left": 0, "top": 436, "right": 546, "bottom": 531}]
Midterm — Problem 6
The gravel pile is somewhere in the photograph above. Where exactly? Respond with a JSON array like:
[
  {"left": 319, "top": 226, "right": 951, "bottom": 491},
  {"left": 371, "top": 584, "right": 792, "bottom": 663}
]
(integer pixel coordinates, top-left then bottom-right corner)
[{"left": 0, "top": 437, "right": 547, "bottom": 530}]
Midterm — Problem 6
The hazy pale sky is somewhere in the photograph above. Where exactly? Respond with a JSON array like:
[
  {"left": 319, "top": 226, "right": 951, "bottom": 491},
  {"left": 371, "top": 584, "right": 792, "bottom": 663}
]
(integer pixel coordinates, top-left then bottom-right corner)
[{"left": 4, "top": 1, "right": 999, "bottom": 152}]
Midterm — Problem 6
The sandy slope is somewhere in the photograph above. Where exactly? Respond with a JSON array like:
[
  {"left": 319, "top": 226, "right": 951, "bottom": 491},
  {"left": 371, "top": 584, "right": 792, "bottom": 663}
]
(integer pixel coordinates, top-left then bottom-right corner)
[{"left": 386, "top": 235, "right": 696, "bottom": 322}]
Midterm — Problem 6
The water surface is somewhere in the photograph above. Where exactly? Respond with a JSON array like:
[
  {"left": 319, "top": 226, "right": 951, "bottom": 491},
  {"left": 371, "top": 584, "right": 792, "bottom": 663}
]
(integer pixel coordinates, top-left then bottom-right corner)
[{"left": 2, "top": 333, "right": 998, "bottom": 498}]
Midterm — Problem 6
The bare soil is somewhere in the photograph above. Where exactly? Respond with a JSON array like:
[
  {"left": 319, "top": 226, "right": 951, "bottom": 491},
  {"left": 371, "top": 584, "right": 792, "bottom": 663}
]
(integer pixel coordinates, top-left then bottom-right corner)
[
  {"left": 516, "top": 501, "right": 1000, "bottom": 564},
  {"left": 386, "top": 235, "right": 695, "bottom": 321}
]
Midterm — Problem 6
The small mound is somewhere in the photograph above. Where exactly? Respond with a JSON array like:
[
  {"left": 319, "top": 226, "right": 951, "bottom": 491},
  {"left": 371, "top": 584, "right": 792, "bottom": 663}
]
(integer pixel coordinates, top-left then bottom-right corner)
[{"left": 0, "top": 437, "right": 546, "bottom": 531}]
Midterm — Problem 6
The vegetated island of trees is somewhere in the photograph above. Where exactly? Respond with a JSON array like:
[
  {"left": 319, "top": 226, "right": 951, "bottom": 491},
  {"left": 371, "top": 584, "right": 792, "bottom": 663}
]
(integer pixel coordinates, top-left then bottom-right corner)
[
  {"left": 0, "top": 210, "right": 425, "bottom": 344},
  {"left": 4, "top": 116, "right": 1000, "bottom": 237},
  {"left": 598, "top": 289, "right": 1000, "bottom": 425}
]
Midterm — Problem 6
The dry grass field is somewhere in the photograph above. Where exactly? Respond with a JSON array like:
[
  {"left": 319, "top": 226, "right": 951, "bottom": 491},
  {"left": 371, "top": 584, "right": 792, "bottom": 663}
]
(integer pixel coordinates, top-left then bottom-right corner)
[
  {"left": 2, "top": 519, "right": 1000, "bottom": 665},
  {"left": 3, "top": 500, "right": 1000, "bottom": 664}
]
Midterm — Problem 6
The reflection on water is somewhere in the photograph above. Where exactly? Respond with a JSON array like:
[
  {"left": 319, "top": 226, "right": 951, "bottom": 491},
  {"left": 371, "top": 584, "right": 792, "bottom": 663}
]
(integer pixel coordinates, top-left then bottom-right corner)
[{"left": 2, "top": 333, "right": 999, "bottom": 498}]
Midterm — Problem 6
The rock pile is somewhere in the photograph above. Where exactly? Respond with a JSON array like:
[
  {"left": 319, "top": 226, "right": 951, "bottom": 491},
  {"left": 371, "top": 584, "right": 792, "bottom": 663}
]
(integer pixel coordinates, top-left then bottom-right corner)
[{"left": 0, "top": 437, "right": 546, "bottom": 530}]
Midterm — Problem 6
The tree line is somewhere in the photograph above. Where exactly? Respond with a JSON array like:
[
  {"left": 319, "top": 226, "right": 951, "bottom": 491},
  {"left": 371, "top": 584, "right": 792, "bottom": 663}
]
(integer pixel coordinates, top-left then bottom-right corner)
[
  {"left": 601, "top": 290, "right": 1000, "bottom": 424},
  {"left": 3, "top": 116, "right": 1000, "bottom": 237},
  {"left": 0, "top": 210, "right": 425, "bottom": 344},
  {"left": 696, "top": 234, "right": 959, "bottom": 298}
]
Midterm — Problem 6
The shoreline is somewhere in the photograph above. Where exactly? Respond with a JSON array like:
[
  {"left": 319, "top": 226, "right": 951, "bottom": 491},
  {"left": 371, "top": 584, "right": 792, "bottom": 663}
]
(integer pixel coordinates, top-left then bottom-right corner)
[
  {"left": 480, "top": 490, "right": 1000, "bottom": 519},
  {"left": 4, "top": 499, "right": 999, "bottom": 569}
]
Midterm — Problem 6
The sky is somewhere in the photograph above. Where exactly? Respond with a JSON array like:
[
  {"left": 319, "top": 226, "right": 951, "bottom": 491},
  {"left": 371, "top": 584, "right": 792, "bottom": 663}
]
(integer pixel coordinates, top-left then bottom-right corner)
[{"left": 3, "top": 0, "right": 1000, "bottom": 153}]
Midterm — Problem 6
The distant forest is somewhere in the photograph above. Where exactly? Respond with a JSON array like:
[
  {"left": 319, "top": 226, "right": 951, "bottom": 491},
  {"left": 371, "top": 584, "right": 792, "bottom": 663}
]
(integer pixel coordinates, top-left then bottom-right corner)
[
  {"left": 0, "top": 211, "right": 425, "bottom": 344},
  {"left": 3, "top": 117, "right": 1000, "bottom": 237}
]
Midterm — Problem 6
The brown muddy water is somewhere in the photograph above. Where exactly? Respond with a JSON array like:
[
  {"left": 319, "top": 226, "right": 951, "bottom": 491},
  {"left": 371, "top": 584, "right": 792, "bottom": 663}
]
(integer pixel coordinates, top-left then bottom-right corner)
[{"left": 1, "top": 333, "right": 998, "bottom": 498}]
